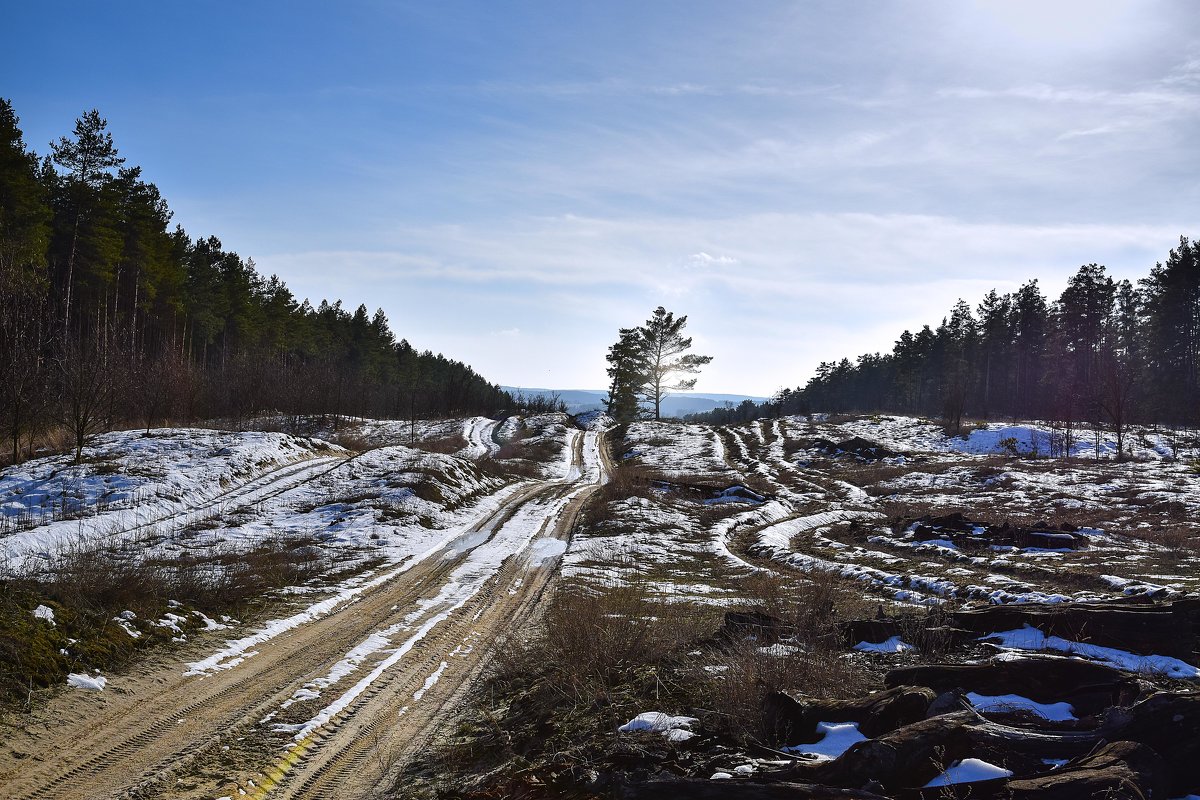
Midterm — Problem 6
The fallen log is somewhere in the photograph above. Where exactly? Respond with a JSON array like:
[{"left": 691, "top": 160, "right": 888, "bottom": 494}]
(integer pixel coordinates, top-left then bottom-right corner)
[
  {"left": 840, "top": 617, "right": 906, "bottom": 647},
  {"left": 1001, "top": 741, "right": 1167, "bottom": 800},
  {"left": 763, "top": 686, "right": 936, "bottom": 741},
  {"left": 1099, "top": 690, "right": 1200, "bottom": 794},
  {"left": 807, "top": 709, "right": 1107, "bottom": 789},
  {"left": 883, "top": 740, "right": 1166, "bottom": 800},
  {"left": 616, "top": 777, "right": 890, "bottom": 799},
  {"left": 950, "top": 600, "right": 1200, "bottom": 659},
  {"left": 721, "top": 610, "right": 795, "bottom": 645},
  {"left": 791, "top": 690, "right": 1200, "bottom": 791},
  {"left": 885, "top": 655, "right": 1146, "bottom": 717}
]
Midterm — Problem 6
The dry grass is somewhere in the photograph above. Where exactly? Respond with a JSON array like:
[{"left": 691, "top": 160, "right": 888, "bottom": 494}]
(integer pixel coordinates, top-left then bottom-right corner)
[
  {"left": 475, "top": 455, "right": 542, "bottom": 480},
  {"left": 412, "top": 433, "right": 468, "bottom": 454},
  {"left": 503, "top": 584, "right": 716, "bottom": 702},
  {"left": 401, "top": 581, "right": 718, "bottom": 799},
  {"left": 0, "top": 531, "right": 332, "bottom": 712},
  {"left": 704, "top": 570, "right": 876, "bottom": 743},
  {"left": 325, "top": 429, "right": 372, "bottom": 452},
  {"left": 1121, "top": 524, "right": 1200, "bottom": 555},
  {"left": 896, "top": 606, "right": 959, "bottom": 662},
  {"left": 581, "top": 461, "right": 657, "bottom": 529}
]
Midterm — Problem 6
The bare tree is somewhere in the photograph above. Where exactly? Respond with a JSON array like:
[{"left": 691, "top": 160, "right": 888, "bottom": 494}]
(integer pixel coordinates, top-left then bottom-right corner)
[
  {"left": 1098, "top": 350, "right": 1136, "bottom": 460},
  {"left": 56, "top": 333, "right": 116, "bottom": 463},
  {"left": 0, "top": 272, "right": 49, "bottom": 463}
]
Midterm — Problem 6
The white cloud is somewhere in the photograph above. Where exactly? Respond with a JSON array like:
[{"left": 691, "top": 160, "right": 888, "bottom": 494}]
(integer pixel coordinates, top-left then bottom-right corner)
[
  {"left": 259, "top": 212, "right": 1184, "bottom": 394},
  {"left": 687, "top": 252, "right": 738, "bottom": 267}
]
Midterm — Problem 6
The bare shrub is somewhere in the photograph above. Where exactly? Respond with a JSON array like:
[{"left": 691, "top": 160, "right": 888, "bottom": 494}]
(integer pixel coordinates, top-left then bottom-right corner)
[
  {"left": 326, "top": 429, "right": 372, "bottom": 452},
  {"left": 705, "top": 570, "right": 875, "bottom": 744},
  {"left": 582, "top": 462, "right": 656, "bottom": 529},
  {"left": 897, "top": 606, "right": 957, "bottom": 662},
  {"left": 411, "top": 434, "right": 468, "bottom": 454},
  {"left": 476, "top": 456, "right": 542, "bottom": 480},
  {"left": 531, "top": 585, "right": 712, "bottom": 699},
  {"left": 485, "top": 580, "right": 717, "bottom": 760}
]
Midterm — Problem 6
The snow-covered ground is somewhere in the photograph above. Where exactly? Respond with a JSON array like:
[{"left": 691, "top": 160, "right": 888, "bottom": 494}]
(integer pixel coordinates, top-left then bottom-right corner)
[
  {"left": 0, "top": 428, "right": 339, "bottom": 524},
  {"left": 0, "top": 430, "right": 347, "bottom": 566},
  {"left": 568, "top": 413, "right": 1200, "bottom": 607},
  {"left": 829, "top": 415, "right": 1199, "bottom": 461},
  {"left": 623, "top": 421, "right": 739, "bottom": 483},
  {"left": 0, "top": 419, "right": 573, "bottom": 579}
]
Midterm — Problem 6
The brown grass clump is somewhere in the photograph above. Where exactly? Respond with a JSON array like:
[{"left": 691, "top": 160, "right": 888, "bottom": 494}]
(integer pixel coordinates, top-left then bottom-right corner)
[
  {"left": 0, "top": 532, "right": 332, "bottom": 712},
  {"left": 521, "top": 584, "right": 716, "bottom": 701},
  {"left": 412, "top": 433, "right": 469, "bottom": 454},
  {"left": 476, "top": 456, "right": 542, "bottom": 480},
  {"left": 326, "top": 430, "right": 372, "bottom": 452},
  {"left": 704, "top": 570, "right": 876, "bottom": 744},
  {"left": 1121, "top": 525, "right": 1200, "bottom": 555},
  {"left": 582, "top": 462, "right": 657, "bottom": 530},
  {"left": 404, "top": 582, "right": 718, "bottom": 799}
]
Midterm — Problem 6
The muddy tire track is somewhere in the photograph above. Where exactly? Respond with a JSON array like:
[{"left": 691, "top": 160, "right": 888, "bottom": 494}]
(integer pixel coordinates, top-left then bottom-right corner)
[{"left": 0, "top": 429, "right": 608, "bottom": 800}]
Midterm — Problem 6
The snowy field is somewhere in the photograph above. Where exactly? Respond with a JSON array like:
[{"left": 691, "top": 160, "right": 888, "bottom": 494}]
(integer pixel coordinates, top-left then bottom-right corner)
[
  {"left": 7, "top": 412, "right": 1200, "bottom": 797},
  {"left": 566, "top": 413, "right": 1200, "bottom": 797},
  {"left": 0, "top": 421, "right": 553, "bottom": 578},
  {"left": 567, "top": 415, "right": 1200, "bottom": 605}
]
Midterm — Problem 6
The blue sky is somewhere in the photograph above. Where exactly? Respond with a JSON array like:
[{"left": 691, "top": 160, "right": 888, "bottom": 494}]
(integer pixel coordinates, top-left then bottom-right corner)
[{"left": 5, "top": 1, "right": 1198, "bottom": 395}]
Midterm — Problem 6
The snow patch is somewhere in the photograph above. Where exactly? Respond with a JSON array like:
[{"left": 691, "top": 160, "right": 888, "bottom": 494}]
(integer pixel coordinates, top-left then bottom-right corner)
[
  {"left": 783, "top": 721, "right": 867, "bottom": 761},
  {"left": 967, "top": 692, "right": 1076, "bottom": 721},
  {"left": 67, "top": 672, "right": 107, "bottom": 691},
  {"left": 619, "top": 712, "right": 698, "bottom": 742},
  {"left": 853, "top": 636, "right": 915, "bottom": 654},
  {"left": 924, "top": 757, "right": 1013, "bottom": 786},
  {"left": 981, "top": 625, "right": 1200, "bottom": 679}
]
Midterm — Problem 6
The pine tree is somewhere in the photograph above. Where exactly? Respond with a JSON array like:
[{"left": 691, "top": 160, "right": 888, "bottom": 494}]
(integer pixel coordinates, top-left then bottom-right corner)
[
  {"left": 0, "top": 99, "right": 51, "bottom": 279},
  {"left": 603, "top": 308, "right": 714, "bottom": 422},
  {"left": 1012, "top": 280, "right": 1049, "bottom": 418},
  {"left": 976, "top": 289, "right": 1013, "bottom": 419},
  {"left": 1140, "top": 237, "right": 1199, "bottom": 422},
  {"left": 604, "top": 327, "right": 646, "bottom": 423},
  {"left": 636, "top": 307, "right": 713, "bottom": 421},
  {"left": 50, "top": 109, "right": 125, "bottom": 332}
]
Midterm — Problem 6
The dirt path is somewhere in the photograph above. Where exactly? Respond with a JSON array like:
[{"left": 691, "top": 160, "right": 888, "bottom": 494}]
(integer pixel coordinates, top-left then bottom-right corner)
[{"left": 0, "top": 429, "right": 610, "bottom": 800}]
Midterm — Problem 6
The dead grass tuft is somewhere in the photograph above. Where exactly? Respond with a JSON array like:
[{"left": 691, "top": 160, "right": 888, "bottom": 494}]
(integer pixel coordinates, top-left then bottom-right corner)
[
  {"left": 704, "top": 570, "right": 876, "bottom": 743},
  {"left": 582, "top": 462, "right": 657, "bottom": 529},
  {"left": 476, "top": 456, "right": 542, "bottom": 480},
  {"left": 412, "top": 433, "right": 468, "bottom": 454},
  {"left": 0, "top": 532, "right": 331, "bottom": 712}
]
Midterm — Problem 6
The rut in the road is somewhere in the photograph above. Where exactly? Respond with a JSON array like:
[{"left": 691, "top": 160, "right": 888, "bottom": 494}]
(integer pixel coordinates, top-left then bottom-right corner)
[
  {"left": 255, "top": 433, "right": 602, "bottom": 799},
  {"left": 0, "top": 426, "right": 609, "bottom": 800}
]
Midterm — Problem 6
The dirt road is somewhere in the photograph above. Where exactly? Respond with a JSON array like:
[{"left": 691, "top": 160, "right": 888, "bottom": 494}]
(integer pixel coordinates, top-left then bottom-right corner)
[{"left": 0, "top": 428, "right": 609, "bottom": 800}]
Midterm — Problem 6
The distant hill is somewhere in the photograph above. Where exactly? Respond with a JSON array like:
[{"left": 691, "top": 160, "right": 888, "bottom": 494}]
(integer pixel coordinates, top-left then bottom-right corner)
[{"left": 502, "top": 387, "right": 768, "bottom": 418}]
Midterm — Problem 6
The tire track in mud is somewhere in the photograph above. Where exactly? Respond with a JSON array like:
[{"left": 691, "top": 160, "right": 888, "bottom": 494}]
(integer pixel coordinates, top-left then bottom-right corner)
[
  {"left": 3, "top": 541, "right": 463, "bottom": 800},
  {"left": 29, "top": 452, "right": 362, "bottom": 553},
  {"left": 132, "top": 453, "right": 360, "bottom": 535},
  {"left": 1, "top": 428, "right": 608, "bottom": 800},
  {"left": 241, "top": 430, "right": 604, "bottom": 799}
]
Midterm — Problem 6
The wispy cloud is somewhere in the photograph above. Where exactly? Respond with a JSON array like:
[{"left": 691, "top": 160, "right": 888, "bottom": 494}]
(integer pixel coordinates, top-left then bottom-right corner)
[
  {"left": 938, "top": 83, "right": 1195, "bottom": 108},
  {"left": 22, "top": 2, "right": 1193, "bottom": 393}
]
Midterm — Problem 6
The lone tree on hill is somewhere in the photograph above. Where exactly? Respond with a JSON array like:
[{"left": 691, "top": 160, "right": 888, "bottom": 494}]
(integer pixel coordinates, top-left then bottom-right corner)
[{"left": 605, "top": 306, "right": 713, "bottom": 422}]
